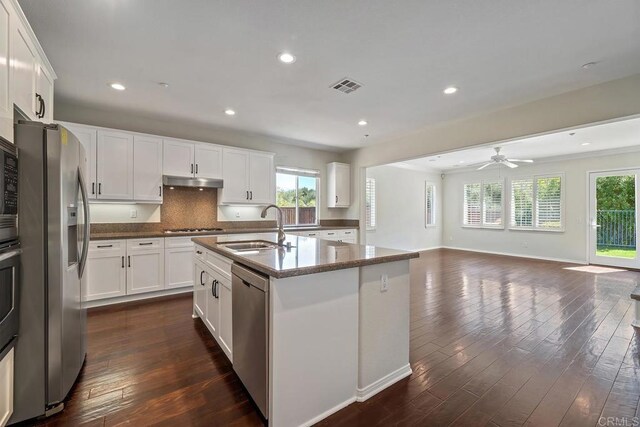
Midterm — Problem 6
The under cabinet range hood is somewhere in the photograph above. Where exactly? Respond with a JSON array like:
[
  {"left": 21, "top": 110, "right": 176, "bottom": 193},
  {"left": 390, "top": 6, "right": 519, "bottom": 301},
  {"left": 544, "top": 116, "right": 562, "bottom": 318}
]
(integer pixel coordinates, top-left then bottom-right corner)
[{"left": 162, "top": 175, "right": 223, "bottom": 188}]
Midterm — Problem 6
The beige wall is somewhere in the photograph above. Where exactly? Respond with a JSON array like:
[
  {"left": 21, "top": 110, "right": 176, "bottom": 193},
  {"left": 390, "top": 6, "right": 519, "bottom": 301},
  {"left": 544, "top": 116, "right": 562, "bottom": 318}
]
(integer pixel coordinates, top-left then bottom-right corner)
[
  {"left": 55, "top": 101, "right": 350, "bottom": 222},
  {"left": 345, "top": 74, "right": 640, "bottom": 226}
]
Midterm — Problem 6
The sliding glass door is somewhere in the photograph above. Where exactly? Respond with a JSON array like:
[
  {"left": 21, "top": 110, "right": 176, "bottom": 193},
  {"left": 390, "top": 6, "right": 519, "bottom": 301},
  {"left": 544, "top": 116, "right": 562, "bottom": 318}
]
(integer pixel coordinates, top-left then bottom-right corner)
[{"left": 589, "top": 170, "right": 639, "bottom": 268}]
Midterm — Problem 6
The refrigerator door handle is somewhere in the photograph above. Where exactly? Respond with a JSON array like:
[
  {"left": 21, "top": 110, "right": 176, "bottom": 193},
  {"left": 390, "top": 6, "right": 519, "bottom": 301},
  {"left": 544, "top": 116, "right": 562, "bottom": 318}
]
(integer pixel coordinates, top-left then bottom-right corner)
[{"left": 78, "top": 167, "right": 91, "bottom": 278}]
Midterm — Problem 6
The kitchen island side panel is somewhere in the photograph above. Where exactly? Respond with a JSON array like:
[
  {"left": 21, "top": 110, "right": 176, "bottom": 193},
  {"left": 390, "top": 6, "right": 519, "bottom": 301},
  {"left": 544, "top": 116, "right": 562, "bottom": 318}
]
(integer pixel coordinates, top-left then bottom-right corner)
[{"left": 269, "top": 268, "right": 359, "bottom": 427}]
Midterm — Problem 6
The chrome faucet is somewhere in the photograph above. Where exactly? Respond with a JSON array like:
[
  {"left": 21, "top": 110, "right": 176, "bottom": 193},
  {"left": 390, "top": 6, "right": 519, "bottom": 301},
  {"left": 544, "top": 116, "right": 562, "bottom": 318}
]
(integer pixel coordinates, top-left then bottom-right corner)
[{"left": 261, "top": 204, "right": 286, "bottom": 246}]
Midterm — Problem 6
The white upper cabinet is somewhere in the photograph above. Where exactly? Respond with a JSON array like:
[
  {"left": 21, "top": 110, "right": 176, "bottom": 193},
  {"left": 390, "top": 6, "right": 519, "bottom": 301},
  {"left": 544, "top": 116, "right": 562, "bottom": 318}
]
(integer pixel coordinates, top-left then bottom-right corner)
[
  {"left": 35, "top": 61, "right": 53, "bottom": 122},
  {"left": 63, "top": 123, "right": 97, "bottom": 199},
  {"left": 219, "top": 148, "right": 274, "bottom": 205},
  {"left": 0, "top": 0, "right": 11, "bottom": 142},
  {"left": 220, "top": 148, "right": 250, "bottom": 203},
  {"left": 97, "top": 130, "right": 134, "bottom": 200},
  {"left": 133, "top": 135, "right": 163, "bottom": 202},
  {"left": 10, "top": 13, "right": 36, "bottom": 120},
  {"left": 327, "top": 162, "right": 351, "bottom": 208},
  {"left": 249, "top": 151, "right": 275, "bottom": 204},
  {"left": 163, "top": 138, "right": 195, "bottom": 177},
  {"left": 194, "top": 144, "right": 222, "bottom": 179}
]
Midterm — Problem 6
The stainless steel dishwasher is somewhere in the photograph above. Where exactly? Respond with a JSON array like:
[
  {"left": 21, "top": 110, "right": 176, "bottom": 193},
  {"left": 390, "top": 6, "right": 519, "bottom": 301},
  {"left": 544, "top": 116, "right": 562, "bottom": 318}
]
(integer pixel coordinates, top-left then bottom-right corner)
[{"left": 232, "top": 263, "right": 269, "bottom": 419}]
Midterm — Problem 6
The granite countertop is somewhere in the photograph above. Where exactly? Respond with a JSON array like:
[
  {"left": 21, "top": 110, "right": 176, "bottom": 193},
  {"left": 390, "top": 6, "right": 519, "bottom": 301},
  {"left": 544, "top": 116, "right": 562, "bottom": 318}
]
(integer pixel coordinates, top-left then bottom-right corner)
[
  {"left": 192, "top": 233, "right": 419, "bottom": 279},
  {"left": 90, "top": 226, "right": 357, "bottom": 241}
]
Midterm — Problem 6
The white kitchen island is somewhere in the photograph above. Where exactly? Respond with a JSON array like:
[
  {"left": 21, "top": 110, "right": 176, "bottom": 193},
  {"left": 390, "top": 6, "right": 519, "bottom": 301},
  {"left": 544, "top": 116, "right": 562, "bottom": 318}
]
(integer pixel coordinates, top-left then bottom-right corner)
[{"left": 192, "top": 233, "right": 418, "bottom": 427}]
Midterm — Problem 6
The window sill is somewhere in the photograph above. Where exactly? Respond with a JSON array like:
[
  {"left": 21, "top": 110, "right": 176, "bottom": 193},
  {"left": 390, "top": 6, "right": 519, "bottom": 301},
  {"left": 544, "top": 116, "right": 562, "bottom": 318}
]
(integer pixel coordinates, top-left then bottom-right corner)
[
  {"left": 509, "top": 227, "right": 565, "bottom": 233},
  {"left": 425, "top": 224, "right": 437, "bottom": 229},
  {"left": 462, "top": 225, "right": 505, "bottom": 230}
]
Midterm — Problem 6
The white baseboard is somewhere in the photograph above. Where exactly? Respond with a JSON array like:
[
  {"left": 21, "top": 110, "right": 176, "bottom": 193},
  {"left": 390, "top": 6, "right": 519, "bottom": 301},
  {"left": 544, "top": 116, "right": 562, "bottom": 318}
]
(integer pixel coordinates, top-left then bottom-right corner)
[
  {"left": 300, "top": 396, "right": 357, "bottom": 427},
  {"left": 85, "top": 287, "right": 192, "bottom": 309},
  {"left": 442, "top": 245, "right": 585, "bottom": 265},
  {"left": 356, "top": 363, "right": 413, "bottom": 402},
  {"left": 415, "top": 246, "right": 443, "bottom": 252}
]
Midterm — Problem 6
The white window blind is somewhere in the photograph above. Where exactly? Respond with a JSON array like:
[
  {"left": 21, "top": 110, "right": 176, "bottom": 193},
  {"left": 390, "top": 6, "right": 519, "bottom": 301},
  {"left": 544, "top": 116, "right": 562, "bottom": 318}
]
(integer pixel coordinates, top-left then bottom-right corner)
[
  {"left": 510, "top": 175, "right": 563, "bottom": 230},
  {"left": 366, "top": 178, "right": 376, "bottom": 230},
  {"left": 425, "top": 183, "right": 435, "bottom": 226},
  {"left": 511, "top": 179, "right": 534, "bottom": 228},
  {"left": 482, "top": 182, "right": 503, "bottom": 226},
  {"left": 536, "top": 176, "right": 562, "bottom": 229},
  {"left": 463, "top": 183, "right": 481, "bottom": 226}
]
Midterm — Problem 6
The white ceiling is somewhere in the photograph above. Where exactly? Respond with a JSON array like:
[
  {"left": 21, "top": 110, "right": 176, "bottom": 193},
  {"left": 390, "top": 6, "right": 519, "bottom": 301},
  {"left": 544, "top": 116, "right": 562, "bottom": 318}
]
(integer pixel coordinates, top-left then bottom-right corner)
[
  {"left": 393, "top": 116, "right": 640, "bottom": 171},
  {"left": 19, "top": 0, "right": 640, "bottom": 150}
]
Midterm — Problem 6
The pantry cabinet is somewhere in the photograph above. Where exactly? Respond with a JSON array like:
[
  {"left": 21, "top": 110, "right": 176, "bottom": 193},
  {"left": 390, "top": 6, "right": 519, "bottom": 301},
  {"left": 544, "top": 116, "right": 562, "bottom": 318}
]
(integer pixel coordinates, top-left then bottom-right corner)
[
  {"left": 133, "top": 135, "right": 163, "bottom": 202},
  {"left": 85, "top": 241, "right": 127, "bottom": 301},
  {"left": 219, "top": 147, "right": 274, "bottom": 205},
  {"left": 96, "top": 130, "right": 134, "bottom": 200},
  {"left": 163, "top": 138, "right": 223, "bottom": 179},
  {"left": 327, "top": 162, "right": 351, "bottom": 208}
]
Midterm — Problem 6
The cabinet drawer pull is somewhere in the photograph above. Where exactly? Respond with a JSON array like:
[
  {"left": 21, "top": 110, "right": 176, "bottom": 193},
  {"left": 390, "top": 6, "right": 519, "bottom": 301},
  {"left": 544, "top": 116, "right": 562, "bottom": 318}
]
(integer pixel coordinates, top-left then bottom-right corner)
[
  {"left": 196, "top": 250, "right": 203, "bottom": 255},
  {"left": 138, "top": 242, "right": 153, "bottom": 246},
  {"left": 97, "top": 244, "right": 113, "bottom": 248}
]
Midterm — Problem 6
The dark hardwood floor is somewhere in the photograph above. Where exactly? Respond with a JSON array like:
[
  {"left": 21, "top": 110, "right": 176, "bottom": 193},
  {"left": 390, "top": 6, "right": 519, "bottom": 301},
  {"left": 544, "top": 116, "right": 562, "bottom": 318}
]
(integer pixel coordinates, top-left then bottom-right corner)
[{"left": 30, "top": 249, "right": 639, "bottom": 426}]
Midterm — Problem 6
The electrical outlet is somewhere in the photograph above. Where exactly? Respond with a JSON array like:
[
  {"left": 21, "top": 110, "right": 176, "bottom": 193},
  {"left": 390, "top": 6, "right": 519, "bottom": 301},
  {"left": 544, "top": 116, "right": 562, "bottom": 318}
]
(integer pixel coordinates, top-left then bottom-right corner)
[
  {"left": 235, "top": 211, "right": 241, "bottom": 218},
  {"left": 130, "top": 209, "right": 137, "bottom": 218},
  {"left": 381, "top": 274, "right": 388, "bottom": 292}
]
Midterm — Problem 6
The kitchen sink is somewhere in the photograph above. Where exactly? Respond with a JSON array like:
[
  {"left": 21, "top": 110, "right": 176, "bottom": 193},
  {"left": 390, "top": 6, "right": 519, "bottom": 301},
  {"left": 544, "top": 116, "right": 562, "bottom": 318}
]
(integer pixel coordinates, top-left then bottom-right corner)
[{"left": 220, "top": 241, "right": 278, "bottom": 252}]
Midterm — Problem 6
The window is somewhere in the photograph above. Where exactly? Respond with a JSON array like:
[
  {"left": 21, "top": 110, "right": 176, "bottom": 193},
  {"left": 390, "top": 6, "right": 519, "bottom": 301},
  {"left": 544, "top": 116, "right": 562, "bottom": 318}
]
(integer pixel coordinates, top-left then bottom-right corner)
[
  {"left": 276, "top": 167, "right": 318, "bottom": 226},
  {"left": 463, "top": 181, "right": 504, "bottom": 228},
  {"left": 425, "top": 183, "right": 436, "bottom": 227},
  {"left": 366, "top": 178, "right": 376, "bottom": 230},
  {"left": 510, "top": 175, "right": 563, "bottom": 231}
]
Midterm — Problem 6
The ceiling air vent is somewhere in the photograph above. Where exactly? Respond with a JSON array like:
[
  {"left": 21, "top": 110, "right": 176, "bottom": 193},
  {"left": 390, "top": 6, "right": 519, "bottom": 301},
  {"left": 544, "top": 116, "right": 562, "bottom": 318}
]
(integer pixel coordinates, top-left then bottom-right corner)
[{"left": 331, "top": 78, "right": 363, "bottom": 94}]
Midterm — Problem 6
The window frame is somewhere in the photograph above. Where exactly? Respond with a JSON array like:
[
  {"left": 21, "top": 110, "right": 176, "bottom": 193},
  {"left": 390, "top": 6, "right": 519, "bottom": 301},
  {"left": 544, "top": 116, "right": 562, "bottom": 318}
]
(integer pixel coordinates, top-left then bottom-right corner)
[
  {"left": 509, "top": 173, "right": 565, "bottom": 232},
  {"left": 365, "top": 178, "right": 376, "bottom": 231},
  {"left": 275, "top": 168, "right": 320, "bottom": 227},
  {"left": 462, "top": 179, "right": 505, "bottom": 229},
  {"left": 425, "top": 182, "right": 436, "bottom": 228}
]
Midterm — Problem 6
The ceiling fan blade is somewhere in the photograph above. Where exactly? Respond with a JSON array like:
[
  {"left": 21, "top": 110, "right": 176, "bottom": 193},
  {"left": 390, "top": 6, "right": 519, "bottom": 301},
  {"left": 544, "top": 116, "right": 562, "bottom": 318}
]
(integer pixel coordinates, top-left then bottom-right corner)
[
  {"left": 507, "top": 158, "right": 534, "bottom": 163},
  {"left": 503, "top": 161, "right": 519, "bottom": 169},
  {"left": 477, "top": 162, "right": 494, "bottom": 170}
]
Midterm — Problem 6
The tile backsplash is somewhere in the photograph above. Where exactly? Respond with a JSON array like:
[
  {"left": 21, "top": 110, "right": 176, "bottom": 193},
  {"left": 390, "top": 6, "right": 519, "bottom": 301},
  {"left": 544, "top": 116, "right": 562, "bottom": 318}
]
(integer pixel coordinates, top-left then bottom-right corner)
[{"left": 161, "top": 186, "right": 219, "bottom": 229}]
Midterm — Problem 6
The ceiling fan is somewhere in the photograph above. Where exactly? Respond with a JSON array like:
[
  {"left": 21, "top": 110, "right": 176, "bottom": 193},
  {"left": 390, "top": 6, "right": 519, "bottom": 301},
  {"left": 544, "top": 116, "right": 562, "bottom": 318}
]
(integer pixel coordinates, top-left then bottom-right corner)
[{"left": 475, "top": 147, "right": 534, "bottom": 170}]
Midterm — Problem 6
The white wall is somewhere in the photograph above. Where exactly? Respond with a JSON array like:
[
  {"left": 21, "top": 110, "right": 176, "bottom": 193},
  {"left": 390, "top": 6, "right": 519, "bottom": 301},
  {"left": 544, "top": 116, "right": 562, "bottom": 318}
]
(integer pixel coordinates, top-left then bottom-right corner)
[
  {"left": 442, "top": 150, "right": 640, "bottom": 263},
  {"left": 55, "top": 102, "right": 349, "bottom": 223},
  {"left": 365, "top": 165, "right": 442, "bottom": 251},
  {"left": 90, "top": 204, "right": 160, "bottom": 224}
]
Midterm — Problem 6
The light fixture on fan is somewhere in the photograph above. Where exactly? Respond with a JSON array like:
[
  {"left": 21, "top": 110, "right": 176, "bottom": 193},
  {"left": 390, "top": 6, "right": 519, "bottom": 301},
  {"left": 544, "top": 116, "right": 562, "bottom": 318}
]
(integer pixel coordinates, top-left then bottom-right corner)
[{"left": 475, "top": 147, "right": 533, "bottom": 170}]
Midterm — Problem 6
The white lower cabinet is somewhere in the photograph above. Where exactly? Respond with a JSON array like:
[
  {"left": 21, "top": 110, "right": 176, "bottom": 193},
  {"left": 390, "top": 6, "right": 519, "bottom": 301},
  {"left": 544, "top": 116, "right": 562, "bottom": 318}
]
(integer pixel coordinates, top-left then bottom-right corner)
[
  {"left": 0, "top": 346, "right": 14, "bottom": 427},
  {"left": 126, "top": 239, "right": 164, "bottom": 295},
  {"left": 86, "top": 240, "right": 127, "bottom": 301},
  {"left": 165, "top": 237, "right": 195, "bottom": 289},
  {"left": 194, "top": 244, "right": 233, "bottom": 362}
]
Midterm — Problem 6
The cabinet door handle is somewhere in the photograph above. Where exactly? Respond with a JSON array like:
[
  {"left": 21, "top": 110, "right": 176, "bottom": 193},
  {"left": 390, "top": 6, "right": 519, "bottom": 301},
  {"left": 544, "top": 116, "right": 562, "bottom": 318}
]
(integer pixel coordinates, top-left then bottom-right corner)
[
  {"left": 98, "top": 183, "right": 102, "bottom": 195},
  {"left": 191, "top": 163, "right": 194, "bottom": 174},
  {"left": 195, "top": 164, "right": 198, "bottom": 174},
  {"left": 250, "top": 191, "right": 253, "bottom": 200},
  {"left": 246, "top": 191, "right": 249, "bottom": 200},
  {"left": 336, "top": 195, "right": 338, "bottom": 203},
  {"left": 97, "top": 244, "right": 113, "bottom": 248},
  {"left": 40, "top": 96, "right": 46, "bottom": 119},
  {"left": 127, "top": 256, "right": 131, "bottom": 267},
  {"left": 92, "top": 182, "right": 95, "bottom": 195},
  {"left": 121, "top": 256, "right": 124, "bottom": 268},
  {"left": 159, "top": 186, "right": 162, "bottom": 197},
  {"left": 35, "top": 93, "right": 44, "bottom": 118},
  {"left": 211, "top": 280, "right": 216, "bottom": 297},
  {"left": 200, "top": 270, "right": 205, "bottom": 286}
]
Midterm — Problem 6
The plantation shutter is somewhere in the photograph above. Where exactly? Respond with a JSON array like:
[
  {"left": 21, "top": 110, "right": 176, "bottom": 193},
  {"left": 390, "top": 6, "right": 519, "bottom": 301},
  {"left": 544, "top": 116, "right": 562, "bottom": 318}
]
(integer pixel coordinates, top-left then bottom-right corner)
[
  {"left": 536, "top": 176, "right": 562, "bottom": 229},
  {"left": 482, "top": 182, "right": 503, "bottom": 226},
  {"left": 463, "top": 183, "right": 481, "bottom": 226},
  {"left": 425, "top": 183, "right": 435, "bottom": 226},
  {"left": 366, "top": 178, "right": 376, "bottom": 230},
  {"left": 511, "top": 179, "right": 534, "bottom": 228}
]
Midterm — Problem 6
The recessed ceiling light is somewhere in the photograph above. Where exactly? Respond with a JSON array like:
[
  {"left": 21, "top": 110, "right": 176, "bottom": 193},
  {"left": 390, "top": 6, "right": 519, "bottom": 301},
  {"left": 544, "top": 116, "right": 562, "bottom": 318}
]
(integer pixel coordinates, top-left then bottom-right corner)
[
  {"left": 278, "top": 52, "right": 296, "bottom": 64},
  {"left": 458, "top": 160, "right": 465, "bottom": 163},
  {"left": 358, "top": 120, "right": 368, "bottom": 126},
  {"left": 443, "top": 86, "right": 458, "bottom": 95},
  {"left": 581, "top": 142, "right": 591, "bottom": 146},
  {"left": 158, "top": 82, "right": 169, "bottom": 88},
  {"left": 582, "top": 61, "right": 598, "bottom": 69},
  {"left": 224, "top": 109, "right": 236, "bottom": 116},
  {"left": 110, "top": 82, "right": 126, "bottom": 91}
]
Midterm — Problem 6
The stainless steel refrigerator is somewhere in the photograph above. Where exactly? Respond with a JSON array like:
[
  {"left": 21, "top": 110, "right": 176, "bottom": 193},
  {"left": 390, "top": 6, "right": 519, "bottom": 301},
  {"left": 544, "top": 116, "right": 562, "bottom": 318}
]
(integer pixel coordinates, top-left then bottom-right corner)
[{"left": 10, "top": 121, "right": 90, "bottom": 423}]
